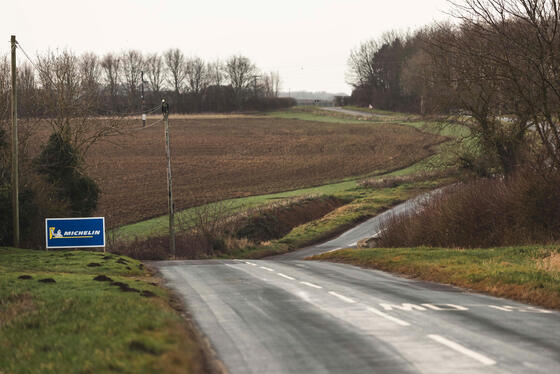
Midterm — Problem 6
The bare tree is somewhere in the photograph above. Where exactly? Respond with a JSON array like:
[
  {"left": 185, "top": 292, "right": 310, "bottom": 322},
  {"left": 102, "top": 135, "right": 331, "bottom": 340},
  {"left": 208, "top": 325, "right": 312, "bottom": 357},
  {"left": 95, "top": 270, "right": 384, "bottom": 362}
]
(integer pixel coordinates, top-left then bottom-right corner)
[
  {"left": 185, "top": 57, "right": 209, "bottom": 95},
  {"left": 144, "top": 53, "right": 165, "bottom": 93},
  {"left": 421, "top": 20, "right": 537, "bottom": 175},
  {"left": 207, "top": 60, "right": 224, "bottom": 86},
  {"left": 121, "top": 50, "right": 144, "bottom": 103},
  {"left": 0, "top": 56, "right": 9, "bottom": 121},
  {"left": 164, "top": 48, "right": 187, "bottom": 94},
  {"left": 224, "top": 55, "right": 256, "bottom": 105},
  {"left": 79, "top": 52, "right": 102, "bottom": 101},
  {"left": 261, "top": 71, "right": 281, "bottom": 97},
  {"left": 36, "top": 50, "right": 122, "bottom": 157},
  {"left": 346, "top": 39, "right": 380, "bottom": 88},
  {"left": 451, "top": 0, "right": 560, "bottom": 171},
  {"left": 100, "top": 53, "right": 121, "bottom": 100}
]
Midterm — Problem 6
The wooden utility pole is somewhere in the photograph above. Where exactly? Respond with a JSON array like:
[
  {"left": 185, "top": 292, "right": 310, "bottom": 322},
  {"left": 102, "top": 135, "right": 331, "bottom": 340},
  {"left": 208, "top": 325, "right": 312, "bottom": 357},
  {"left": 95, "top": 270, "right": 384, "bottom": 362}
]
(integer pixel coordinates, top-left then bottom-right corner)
[
  {"left": 10, "top": 35, "right": 19, "bottom": 248},
  {"left": 141, "top": 71, "right": 146, "bottom": 127},
  {"left": 162, "top": 100, "right": 175, "bottom": 258}
]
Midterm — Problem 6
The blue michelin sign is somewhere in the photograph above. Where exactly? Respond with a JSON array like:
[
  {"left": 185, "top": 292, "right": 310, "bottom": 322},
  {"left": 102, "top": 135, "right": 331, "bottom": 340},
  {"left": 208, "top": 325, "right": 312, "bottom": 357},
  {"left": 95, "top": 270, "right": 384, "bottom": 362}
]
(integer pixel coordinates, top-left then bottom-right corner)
[{"left": 45, "top": 217, "right": 105, "bottom": 249}]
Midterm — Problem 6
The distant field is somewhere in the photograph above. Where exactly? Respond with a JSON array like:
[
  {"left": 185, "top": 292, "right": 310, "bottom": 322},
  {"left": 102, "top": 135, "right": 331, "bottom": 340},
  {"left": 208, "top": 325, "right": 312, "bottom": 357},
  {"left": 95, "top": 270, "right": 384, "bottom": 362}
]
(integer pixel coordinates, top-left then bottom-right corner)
[{"left": 87, "top": 115, "right": 445, "bottom": 228}]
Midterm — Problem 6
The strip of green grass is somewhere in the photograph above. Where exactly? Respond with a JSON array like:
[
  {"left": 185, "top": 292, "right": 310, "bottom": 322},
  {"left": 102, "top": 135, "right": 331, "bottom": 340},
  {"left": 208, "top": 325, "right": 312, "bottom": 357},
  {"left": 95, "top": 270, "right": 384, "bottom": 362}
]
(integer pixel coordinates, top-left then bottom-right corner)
[
  {"left": 0, "top": 248, "right": 206, "bottom": 373},
  {"left": 311, "top": 246, "right": 560, "bottom": 310}
]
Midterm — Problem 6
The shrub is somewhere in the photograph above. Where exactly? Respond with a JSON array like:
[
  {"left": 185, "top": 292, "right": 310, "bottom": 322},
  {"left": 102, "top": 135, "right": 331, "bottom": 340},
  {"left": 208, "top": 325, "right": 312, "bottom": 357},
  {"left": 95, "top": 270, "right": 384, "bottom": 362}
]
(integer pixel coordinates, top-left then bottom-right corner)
[
  {"left": 378, "top": 170, "right": 560, "bottom": 248},
  {"left": 35, "top": 132, "right": 100, "bottom": 217}
]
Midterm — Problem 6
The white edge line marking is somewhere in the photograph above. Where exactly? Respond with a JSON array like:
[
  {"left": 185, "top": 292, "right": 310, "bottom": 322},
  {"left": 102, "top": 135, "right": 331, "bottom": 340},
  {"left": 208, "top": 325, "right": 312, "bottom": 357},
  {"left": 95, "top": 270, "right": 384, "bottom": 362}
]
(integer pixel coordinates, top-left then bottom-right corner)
[
  {"left": 300, "top": 281, "right": 322, "bottom": 289},
  {"left": 325, "top": 248, "right": 342, "bottom": 253},
  {"left": 366, "top": 307, "right": 410, "bottom": 326},
  {"left": 328, "top": 291, "right": 356, "bottom": 303},
  {"left": 277, "top": 273, "right": 295, "bottom": 280},
  {"left": 260, "top": 266, "right": 274, "bottom": 272},
  {"left": 427, "top": 334, "right": 496, "bottom": 366}
]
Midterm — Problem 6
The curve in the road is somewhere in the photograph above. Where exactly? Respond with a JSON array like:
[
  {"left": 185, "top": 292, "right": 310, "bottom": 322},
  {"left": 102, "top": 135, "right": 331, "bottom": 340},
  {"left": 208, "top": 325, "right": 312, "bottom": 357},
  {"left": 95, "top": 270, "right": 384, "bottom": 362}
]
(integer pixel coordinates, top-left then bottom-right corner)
[{"left": 154, "top": 191, "right": 560, "bottom": 374}]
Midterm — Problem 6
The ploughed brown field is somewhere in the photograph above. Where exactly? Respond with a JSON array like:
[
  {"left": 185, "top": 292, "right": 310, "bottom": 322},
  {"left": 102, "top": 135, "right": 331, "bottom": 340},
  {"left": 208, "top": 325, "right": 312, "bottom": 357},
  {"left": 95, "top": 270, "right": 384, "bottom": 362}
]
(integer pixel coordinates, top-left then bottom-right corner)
[{"left": 86, "top": 115, "right": 445, "bottom": 228}]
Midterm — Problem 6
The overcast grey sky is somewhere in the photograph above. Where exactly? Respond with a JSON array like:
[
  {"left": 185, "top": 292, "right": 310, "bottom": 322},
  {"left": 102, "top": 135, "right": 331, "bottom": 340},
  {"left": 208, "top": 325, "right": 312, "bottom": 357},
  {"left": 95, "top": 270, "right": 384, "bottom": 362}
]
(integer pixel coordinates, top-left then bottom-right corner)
[{"left": 5, "top": 0, "right": 453, "bottom": 94}]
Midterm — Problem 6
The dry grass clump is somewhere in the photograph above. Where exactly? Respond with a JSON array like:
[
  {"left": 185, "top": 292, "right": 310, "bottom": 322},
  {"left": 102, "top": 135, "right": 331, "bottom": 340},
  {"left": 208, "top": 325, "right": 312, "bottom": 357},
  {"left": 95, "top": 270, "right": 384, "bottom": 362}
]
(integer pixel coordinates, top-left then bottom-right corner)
[
  {"left": 378, "top": 170, "right": 560, "bottom": 248},
  {"left": 0, "top": 292, "right": 35, "bottom": 328},
  {"left": 539, "top": 252, "right": 560, "bottom": 272}
]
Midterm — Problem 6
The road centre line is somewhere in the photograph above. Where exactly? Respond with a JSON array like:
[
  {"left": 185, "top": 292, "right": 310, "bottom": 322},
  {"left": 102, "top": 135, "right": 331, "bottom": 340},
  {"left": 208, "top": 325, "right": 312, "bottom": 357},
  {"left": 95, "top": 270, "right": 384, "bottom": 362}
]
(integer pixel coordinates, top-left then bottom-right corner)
[
  {"left": 427, "top": 334, "right": 496, "bottom": 366},
  {"left": 277, "top": 273, "right": 295, "bottom": 280},
  {"left": 300, "top": 281, "right": 323, "bottom": 289},
  {"left": 245, "top": 261, "right": 257, "bottom": 266},
  {"left": 366, "top": 307, "right": 411, "bottom": 326},
  {"left": 260, "top": 266, "right": 275, "bottom": 272},
  {"left": 328, "top": 291, "right": 356, "bottom": 304}
]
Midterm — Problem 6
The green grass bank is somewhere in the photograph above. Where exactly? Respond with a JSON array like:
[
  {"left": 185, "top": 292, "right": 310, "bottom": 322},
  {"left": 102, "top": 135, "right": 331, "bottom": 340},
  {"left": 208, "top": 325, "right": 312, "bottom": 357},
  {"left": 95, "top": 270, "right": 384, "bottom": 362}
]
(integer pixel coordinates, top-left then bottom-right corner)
[
  {"left": 311, "top": 245, "right": 560, "bottom": 310},
  {"left": 0, "top": 248, "right": 207, "bottom": 373}
]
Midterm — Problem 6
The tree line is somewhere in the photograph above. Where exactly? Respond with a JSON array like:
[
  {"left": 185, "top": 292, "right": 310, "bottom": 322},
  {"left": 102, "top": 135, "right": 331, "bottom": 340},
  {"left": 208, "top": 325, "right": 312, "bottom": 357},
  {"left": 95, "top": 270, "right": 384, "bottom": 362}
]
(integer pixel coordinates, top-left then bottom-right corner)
[
  {"left": 0, "top": 49, "right": 294, "bottom": 117},
  {"left": 348, "top": 0, "right": 560, "bottom": 176}
]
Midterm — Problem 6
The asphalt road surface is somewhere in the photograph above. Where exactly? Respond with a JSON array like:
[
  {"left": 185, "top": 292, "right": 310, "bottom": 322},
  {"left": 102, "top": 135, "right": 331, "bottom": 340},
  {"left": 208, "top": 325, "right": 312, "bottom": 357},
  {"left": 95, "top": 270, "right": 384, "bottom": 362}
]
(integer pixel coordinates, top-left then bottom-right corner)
[
  {"left": 155, "top": 195, "right": 560, "bottom": 374},
  {"left": 321, "top": 106, "right": 390, "bottom": 118}
]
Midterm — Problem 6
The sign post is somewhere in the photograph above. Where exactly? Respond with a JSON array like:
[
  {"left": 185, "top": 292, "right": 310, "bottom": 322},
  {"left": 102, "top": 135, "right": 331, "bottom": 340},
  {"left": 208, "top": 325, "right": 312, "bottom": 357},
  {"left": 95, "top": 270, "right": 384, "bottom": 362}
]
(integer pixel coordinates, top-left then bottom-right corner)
[{"left": 45, "top": 217, "right": 106, "bottom": 251}]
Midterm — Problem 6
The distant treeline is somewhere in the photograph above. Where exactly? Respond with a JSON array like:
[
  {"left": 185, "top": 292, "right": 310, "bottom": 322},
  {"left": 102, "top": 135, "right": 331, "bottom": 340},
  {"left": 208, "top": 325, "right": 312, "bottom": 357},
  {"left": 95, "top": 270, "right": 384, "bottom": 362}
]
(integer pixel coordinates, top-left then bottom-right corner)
[{"left": 0, "top": 49, "right": 295, "bottom": 116}]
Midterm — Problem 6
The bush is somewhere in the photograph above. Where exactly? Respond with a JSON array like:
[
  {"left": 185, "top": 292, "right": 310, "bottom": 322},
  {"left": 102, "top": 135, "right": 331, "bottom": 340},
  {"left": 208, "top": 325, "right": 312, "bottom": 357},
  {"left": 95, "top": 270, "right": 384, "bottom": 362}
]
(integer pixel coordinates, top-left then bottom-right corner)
[
  {"left": 379, "top": 170, "right": 560, "bottom": 248},
  {"left": 35, "top": 132, "right": 100, "bottom": 217}
]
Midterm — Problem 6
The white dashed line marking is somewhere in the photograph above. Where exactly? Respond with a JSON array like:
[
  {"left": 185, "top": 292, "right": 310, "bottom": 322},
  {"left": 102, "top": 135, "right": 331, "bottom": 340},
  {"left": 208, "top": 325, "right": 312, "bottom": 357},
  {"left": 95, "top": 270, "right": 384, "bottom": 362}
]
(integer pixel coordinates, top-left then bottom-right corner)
[
  {"left": 328, "top": 291, "right": 356, "bottom": 303},
  {"left": 366, "top": 307, "right": 411, "bottom": 326},
  {"left": 427, "top": 334, "right": 496, "bottom": 366},
  {"left": 277, "top": 273, "right": 295, "bottom": 280},
  {"left": 245, "top": 262, "right": 257, "bottom": 266},
  {"left": 260, "top": 266, "right": 274, "bottom": 272},
  {"left": 300, "top": 281, "right": 322, "bottom": 289}
]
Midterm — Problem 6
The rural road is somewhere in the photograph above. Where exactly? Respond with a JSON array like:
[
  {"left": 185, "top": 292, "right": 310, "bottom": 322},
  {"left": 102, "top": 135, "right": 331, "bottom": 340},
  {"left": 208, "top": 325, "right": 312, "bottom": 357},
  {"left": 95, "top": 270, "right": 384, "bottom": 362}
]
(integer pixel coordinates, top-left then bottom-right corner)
[
  {"left": 321, "top": 106, "right": 390, "bottom": 118},
  {"left": 154, "top": 195, "right": 560, "bottom": 373}
]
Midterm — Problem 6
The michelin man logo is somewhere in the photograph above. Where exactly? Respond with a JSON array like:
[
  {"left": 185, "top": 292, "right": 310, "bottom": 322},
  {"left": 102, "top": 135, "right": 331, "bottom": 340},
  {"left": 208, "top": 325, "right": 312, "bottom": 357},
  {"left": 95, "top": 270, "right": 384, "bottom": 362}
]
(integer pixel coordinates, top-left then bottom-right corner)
[{"left": 49, "top": 227, "right": 63, "bottom": 239}]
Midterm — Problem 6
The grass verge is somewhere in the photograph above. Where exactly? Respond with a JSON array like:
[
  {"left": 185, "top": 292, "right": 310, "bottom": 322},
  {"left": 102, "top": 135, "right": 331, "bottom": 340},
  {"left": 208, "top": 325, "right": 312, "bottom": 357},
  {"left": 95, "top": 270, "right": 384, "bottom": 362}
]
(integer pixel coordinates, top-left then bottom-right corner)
[
  {"left": 310, "top": 246, "right": 560, "bottom": 310},
  {"left": 0, "top": 248, "right": 207, "bottom": 373}
]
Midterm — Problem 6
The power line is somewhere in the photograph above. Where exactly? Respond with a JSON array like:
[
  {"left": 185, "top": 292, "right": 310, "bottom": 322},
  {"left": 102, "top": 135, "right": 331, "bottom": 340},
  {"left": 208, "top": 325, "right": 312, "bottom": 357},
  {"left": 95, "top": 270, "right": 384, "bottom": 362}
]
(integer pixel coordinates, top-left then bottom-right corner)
[{"left": 14, "top": 42, "right": 37, "bottom": 71}]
